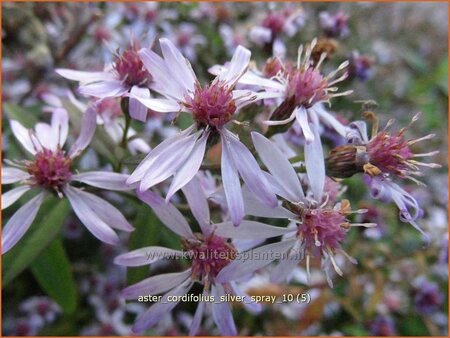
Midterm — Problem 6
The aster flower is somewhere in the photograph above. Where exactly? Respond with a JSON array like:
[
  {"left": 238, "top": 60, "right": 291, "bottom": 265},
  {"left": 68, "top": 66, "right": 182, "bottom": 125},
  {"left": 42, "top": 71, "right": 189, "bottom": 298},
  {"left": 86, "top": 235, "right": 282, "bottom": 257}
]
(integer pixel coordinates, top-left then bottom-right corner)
[
  {"left": 126, "top": 38, "right": 278, "bottom": 226},
  {"left": 326, "top": 112, "right": 440, "bottom": 237},
  {"left": 216, "top": 132, "right": 375, "bottom": 287},
  {"left": 2, "top": 104, "right": 134, "bottom": 254},
  {"left": 319, "top": 10, "right": 350, "bottom": 39},
  {"left": 114, "top": 177, "right": 288, "bottom": 335},
  {"left": 249, "top": 5, "right": 305, "bottom": 55},
  {"left": 211, "top": 39, "right": 352, "bottom": 144},
  {"left": 56, "top": 41, "right": 153, "bottom": 122}
]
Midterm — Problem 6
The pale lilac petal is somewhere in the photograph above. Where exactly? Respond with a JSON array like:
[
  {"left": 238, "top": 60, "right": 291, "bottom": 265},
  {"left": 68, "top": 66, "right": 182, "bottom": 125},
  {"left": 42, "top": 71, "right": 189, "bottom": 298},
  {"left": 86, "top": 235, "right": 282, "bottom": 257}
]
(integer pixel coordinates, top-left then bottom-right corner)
[
  {"left": 50, "top": 108, "right": 69, "bottom": 148},
  {"left": 216, "top": 239, "right": 297, "bottom": 283},
  {"left": 63, "top": 186, "right": 119, "bottom": 245},
  {"left": 127, "top": 94, "right": 181, "bottom": 113},
  {"left": 2, "top": 185, "right": 31, "bottom": 210},
  {"left": 71, "top": 172, "right": 132, "bottom": 191},
  {"left": 10, "top": 120, "right": 37, "bottom": 155},
  {"left": 121, "top": 269, "right": 192, "bottom": 299},
  {"left": 159, "top": 38, "right": 196, "bottom": 93},
  {"left": 295, "top": 106, "right": 314, "bottom": 143},
  {"left": 273, "top": 38, "right": 286, "bottom": 57},
  {"left": 252, "top": 132, "right": 305, "bottom": 202},
  {"left": 224, "top": 129, "right": 277, "bottom": 208},
  {"left": 1, "top": 167, "right": 30, "bottom": 184},
  {"left": 214, "top": 220, "right": 292, "bottom": 240},
  {"left": 35, "top": 123, "right": 53, "bottom": 150},
  {"left": 249, "top": 26, "right": 272, "bottom": 45},
  {"left": 132, "top": 279, "right": 193, "bottom": 333},
  {"left": 211, "top": 284, "right": 237, "bottom": 336},
  {"left": 78, "top": 80, "right": 128, "bottom": 98},
  {"left": 270, "top": 256, "right": 300, "bottom": 283},
  {"left": 127, "top": 126, "right": 195, "bottom": 184},
  {"left": 218, "top": 45, "right": 250, "bottom": 86},
  {"left": 137, "top": 190, "right": 196, "bottom": 240},
  {"left": 220, "top": 132, "right": 244, "bottom": 226},
  {"left": 129, "top": 86, "right": 150, "bottom": 122},
  {"left": 139, "top": 131, "right": 202, "bottom": 192},
  {"left": 2, "top": 192, "right": 46, "bottom": 254},
  {"left": 114, "top": 246, "right": 184, "bottom": 267},
  {"left": 189, "top": 293, "right": 206, "bottom": 336},
  {"left": 138, "top": 48, "right": 186, "bottom": 100},
  {"left": 237, "top": 71, "right": 285, "bottom": 91},
  {"left": 181, "top": 176, "right": 210, "bottom": 234},
  {"left": 165, "top": 130, "right": 209, "bottom": 202},
  {"left": 305, "top": 126, "right": 325, "bottom": 202},
  {"left": 69, "top": 188, "right": 133, "bottom": 231},
  {"left": 55, "top": 69, "right": 116, "bottom": 83},
  {"left": 229, "top": 281, "right": 262, "bottom": 314},
  {"left": 313, "top": 104, "right": 348, "bottom": 137},
  {"left": 242, "top": 185, "right": 294, "bottom": 219},
  {"left": 68, "top": 103, "right": 97, "bottom": 158}
]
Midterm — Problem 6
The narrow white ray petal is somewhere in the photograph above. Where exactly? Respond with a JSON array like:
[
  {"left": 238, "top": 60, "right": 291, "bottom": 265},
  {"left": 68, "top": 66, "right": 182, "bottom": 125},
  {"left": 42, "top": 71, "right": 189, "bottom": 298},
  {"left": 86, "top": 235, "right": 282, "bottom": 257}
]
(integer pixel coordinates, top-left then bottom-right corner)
[
  {"left": 129, "top": 86, "right": 150, "bottom": 122},
  {"left": 55, "top": 69, "right": 116, "bottom": 83},
  {"left": 114, "top": 246, "right": 184, "bottom": 267},
  {"left": 10, "top": 120, "right": 38, "bottom": 155},
  {"left": 181, "top": 176, "right": 211, "bottom": 234},
  {"left": 2, "top": 185, "right": 31, "bottom": 210},
  {"left": 214, "top": 220, "right": 293, "bottom": 240},
  {"left": 211, "top": 284, "right": 237, "bottom": 336},
  {"left": 218, "top": 45, "right": 251, "bottom": 86},
  {"left": 137, "top": 190, "right": 196, "bottom": 240},
  {"left": 71, "top": 172, "right": 132, "bottom": 191},
  {"left": 295, "top": 106, "right": 314, "bottom": 143},
  {"left": 305, "top": 126, "right": 325, "bottom": 202},
  {"left": 189, "top": 291, "right": 206, "bottom": 336},
  {"left": 68, "top": 103, "right": 97, "bottom": 158},
  {"left": 2, "top": 192, "right": 46, "bottom": 254},
  {"left": 1, "top": 167, "right": 30, "bottom": 184},
  {"left": 78, "top": 80, "right": 128, "bottom": 98},
  {"left": 63, "top": 186, "right": 119, "bottom": 245}
]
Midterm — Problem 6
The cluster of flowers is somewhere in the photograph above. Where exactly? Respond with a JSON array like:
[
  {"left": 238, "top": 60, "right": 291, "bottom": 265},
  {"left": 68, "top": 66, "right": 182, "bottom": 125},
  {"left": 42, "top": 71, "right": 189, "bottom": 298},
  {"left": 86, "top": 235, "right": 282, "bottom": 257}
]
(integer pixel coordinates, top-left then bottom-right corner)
[{"left": 2, "top": 4, "right": 442, "bottom": 336}]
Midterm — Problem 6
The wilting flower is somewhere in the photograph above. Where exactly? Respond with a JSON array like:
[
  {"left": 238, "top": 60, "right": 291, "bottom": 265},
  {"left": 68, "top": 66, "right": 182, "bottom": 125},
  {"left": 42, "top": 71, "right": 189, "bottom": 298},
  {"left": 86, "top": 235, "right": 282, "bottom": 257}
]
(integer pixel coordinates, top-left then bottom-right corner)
[
  {"left": 212, "top": 39, "right": 352, "bottom": 145},
  {"left": 249, "top": 5, "right": 305, "bottom": 55},
  {"left": 114, "top": 177, "right": 287, "bottom": 335},
  {"left": 56, "top": 41, "right": 153, "bottom": 122},
  {"left": 1, "top": 104, "right": 133, "bottom": 253},
  {"left": 216, "top": 133, "right": 374, "bottom": 287},
  {"left": 319, "top": 11, "right": 350, "bottom": 39},
  {"left": 326, "top": 112, "right": 440, "bottom": 237},
  {"left": 126, "top": 38, "right": 278, "bottom": 226}
]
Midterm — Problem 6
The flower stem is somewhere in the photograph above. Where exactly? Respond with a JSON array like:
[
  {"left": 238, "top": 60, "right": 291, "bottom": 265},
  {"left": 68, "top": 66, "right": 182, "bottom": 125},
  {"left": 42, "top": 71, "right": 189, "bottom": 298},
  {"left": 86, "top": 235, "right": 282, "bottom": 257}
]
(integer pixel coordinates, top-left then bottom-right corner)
[{"left": 120, "top": 98, "right": 131, "bottom": 149}]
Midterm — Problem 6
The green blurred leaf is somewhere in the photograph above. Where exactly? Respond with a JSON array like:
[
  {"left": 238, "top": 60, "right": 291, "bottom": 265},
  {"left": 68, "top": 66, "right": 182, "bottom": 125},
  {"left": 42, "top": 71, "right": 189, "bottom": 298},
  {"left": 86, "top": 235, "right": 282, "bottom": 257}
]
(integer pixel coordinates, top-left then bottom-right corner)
[
  {"left": 177, "top": 111, "right": 194, "bottom": 130},
  {"left": 397, "top": 314, "right": 429, "bottom": 335},
  {"left": 30, "top": 239, "right": 78, "bottom": 314},
  {"left": 127, "top": 205, "right": 162, "bottom": 285},
  {"left": 2, "top": 196, "right": 70, "bottom": 286},
  {"left": 3, "top": 102, "right": 38, "bottom": 128}
]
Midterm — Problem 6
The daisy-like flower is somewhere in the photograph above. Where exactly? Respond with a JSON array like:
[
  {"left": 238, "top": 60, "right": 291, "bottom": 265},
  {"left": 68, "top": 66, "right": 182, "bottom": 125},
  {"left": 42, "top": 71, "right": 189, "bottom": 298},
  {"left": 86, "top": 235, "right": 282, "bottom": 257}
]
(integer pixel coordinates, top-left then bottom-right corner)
[
  {"left": 114, "top": 177, "right": 289, "bottom": 335},
  {"left": 2, "top": 104, "right": 133, "bottom": 254},
  {"left": 249, "top": 5, "right": 305, "bottom": 56},
  {"left": 126, "top": 38, "right": 278, "bottom": 226},
  {"left": 56, "top": 41, "right": 153, "bottom": 122},
  {"left": 216, "top": 132, "right": 375, "bottom": 287},
  {"left": 326, "top": 112, "right": 440, "bottom": 238},
  {"left": 211, "top": 39, "right": 352, "bottom": 144}
]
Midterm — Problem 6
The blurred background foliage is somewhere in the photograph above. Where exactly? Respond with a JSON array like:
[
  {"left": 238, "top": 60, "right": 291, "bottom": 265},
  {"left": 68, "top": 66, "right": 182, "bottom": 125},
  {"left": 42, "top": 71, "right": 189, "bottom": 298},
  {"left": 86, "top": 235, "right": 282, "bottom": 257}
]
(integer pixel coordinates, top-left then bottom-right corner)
[{"left": 2, "top": 1, "right": 448, "bottom": 336}]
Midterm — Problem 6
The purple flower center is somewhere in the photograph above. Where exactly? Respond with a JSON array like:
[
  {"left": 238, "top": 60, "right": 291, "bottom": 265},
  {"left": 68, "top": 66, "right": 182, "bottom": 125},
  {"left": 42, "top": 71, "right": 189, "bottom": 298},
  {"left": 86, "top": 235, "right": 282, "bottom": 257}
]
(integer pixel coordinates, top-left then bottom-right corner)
[
  {"left": 113, "top": 48, "right": 152, "bottom": 87},
  {"left": 27, "top": 148, "right": 72, "bottom": 190},
  {"left": 184, "top": 82, "right": 236, "bottom": 129},
  {"left": 297, "top": 207, "right": 347, "bottom": 256},
  {"left": 367, "top": 131, "right": 413, "bottom": 176},
  {"left": 287, "top": 68, "right": 329, "bottom": 108},
  {"left": 184, "top": 234, "right": 237, "bottom": 284}
]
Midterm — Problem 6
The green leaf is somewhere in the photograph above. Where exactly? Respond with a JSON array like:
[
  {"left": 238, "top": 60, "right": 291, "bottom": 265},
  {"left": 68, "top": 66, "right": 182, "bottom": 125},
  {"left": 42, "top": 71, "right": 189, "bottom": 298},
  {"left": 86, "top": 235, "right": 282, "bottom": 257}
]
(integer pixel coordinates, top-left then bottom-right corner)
[
  {"left": 3, "top": 102, "right": 39, "bottom": 128},
  {"left": 127, "top": 205, "right": 163, "bottom": 285},
  {"left": 2, "top": 195, "right": 71, "bottom": 286},
  {"left": 30, "top": 239, "right": 78, "bottom": 314}
]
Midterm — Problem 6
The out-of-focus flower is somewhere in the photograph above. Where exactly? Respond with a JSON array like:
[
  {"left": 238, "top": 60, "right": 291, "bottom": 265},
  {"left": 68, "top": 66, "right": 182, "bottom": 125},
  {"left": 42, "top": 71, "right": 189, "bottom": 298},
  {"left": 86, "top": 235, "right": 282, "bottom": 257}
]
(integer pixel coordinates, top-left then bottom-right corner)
[
  {"left": 249, "top": 5, "right": 305, "bottom": 55},
  {"left": 115, "top": 177, "right": 286, "bottom": 335},
  {"left": 219, "top": 25, "right": 248, "bottom": 56},
  {"left": 348, "top": 51, "right": 375, "bottom": 81},
  {"left": 56, "top": 41, "right": 154, "bottom": 122},
  {"left": 1, "top": 105, "right": 134, "bottom": 253},
  {"left": 126, "top": 38, "right": 278, "bottom": 226},
  {"left": 161, "top": 22, "right": 206, "bottom": 62},
  {"left": 19, "top": 296, "right": 61, "bottom": 327},
  {"left": 216, "top": 133, "right": 374, "bottom": 287},
  {"left": 369, "top": 315, "right": 396, "bottom": 336},
  {"left": 319, "top": 11, "right": 350, "bottom": 39},
  {"left": 414, "top": 279, "right": 444, "bottom": 315},
  {"left": 190, "top": 3, "right": 234, "bottom": 24}
]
